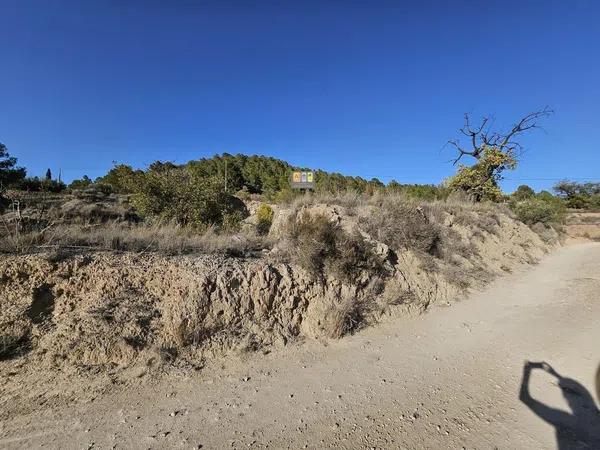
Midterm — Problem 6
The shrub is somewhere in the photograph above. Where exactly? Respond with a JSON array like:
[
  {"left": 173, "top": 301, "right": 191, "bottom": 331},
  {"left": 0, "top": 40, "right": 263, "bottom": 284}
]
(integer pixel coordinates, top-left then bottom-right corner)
[
  {"left": 565, "top": 194, "right": 590, "bottom": 209},
  {"left": 74, "top": 183, "right": 115, "bottom": 201},
  {"left": 324, "top": 296, "right": 367, "bottom": 338},
  {"left": 68, "top": 175, "right": 92, "bottom": 190},
  {"left": 256, "top": 203, "right": 274, "bottom": 235},
  {"left": 286, "top": 213, "right": 339, "bottom": 277},
  {"left": 325, "top": 230, "right": 383, "bottom": 283},
  {"left": 536, "top": 190, "right": 556, "bottom": 202},
  {"left": 13, "top": 177, "right": 66, "bottom": 193},
  {"left": 130, "top": 167, "right": 246, "bottom": 230},
  {"left": 512, "top": 185, "right": 535, "bottom": 201},
  {"left": 360, "top": 197, "right": 441, "bottom": 255},
  {"left": 512, "top": 198, "right": 566, "bottom": 225},
  {"left": 589, "top": 194, "right": 600, "bottom": 210},
  {"left": 96, "top": 164, "right": 144, "bottom": 194},
  {"left": 221, "top": 211, "right": 244, "bottom": 233},
  {"left": 285, "top": 212, "right": 381, "bottom": 283}
]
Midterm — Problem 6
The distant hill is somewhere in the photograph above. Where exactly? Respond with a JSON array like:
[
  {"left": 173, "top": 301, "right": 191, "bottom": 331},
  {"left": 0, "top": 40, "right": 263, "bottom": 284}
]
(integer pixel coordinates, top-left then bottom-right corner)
[{"left": 94, "top": 153, "right": 447, "bottom": 200}]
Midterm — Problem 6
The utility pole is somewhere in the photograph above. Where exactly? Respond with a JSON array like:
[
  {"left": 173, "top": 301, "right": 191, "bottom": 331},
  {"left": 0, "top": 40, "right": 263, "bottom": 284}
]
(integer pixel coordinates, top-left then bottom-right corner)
[{"left": 224, "top": 159, "right": 228, "bottom": 193}]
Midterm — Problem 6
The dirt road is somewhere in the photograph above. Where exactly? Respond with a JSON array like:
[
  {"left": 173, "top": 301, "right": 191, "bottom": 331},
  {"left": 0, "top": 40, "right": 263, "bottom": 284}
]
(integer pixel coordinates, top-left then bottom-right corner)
[{"left": 1, "top": 243, "right": 599, "bottom": 449}]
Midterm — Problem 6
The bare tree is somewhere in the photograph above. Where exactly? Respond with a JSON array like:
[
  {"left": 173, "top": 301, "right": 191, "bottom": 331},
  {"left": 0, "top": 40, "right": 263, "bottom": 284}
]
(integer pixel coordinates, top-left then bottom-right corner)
[{"left": 447, "top": 107, "right": 554, "bottom": 165}]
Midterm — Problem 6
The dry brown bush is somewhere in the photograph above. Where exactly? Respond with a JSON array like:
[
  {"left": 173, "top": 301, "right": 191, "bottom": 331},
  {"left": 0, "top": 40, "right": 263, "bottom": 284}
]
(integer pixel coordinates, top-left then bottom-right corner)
[
  {"left": 324, "top": 296, "right": 368, "bottom": 339},
  {"left": 359, "top": 196, "right": 441, "bottom": 255},
  {"left": 284, "top": 212, "right": 383, "bottom": 283},
  {"left": 284, "top": 212, "right": 338, "bottom": 276}
]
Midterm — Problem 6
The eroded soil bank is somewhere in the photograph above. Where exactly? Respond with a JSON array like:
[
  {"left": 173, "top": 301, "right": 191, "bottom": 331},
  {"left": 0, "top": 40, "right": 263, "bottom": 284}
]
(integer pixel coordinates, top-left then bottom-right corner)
[
  {"left": 2, "top": 243, "right": 598, "bottom": 449},
  {"left": 0, "top": 203, "right": 558, "bottom": 418}
]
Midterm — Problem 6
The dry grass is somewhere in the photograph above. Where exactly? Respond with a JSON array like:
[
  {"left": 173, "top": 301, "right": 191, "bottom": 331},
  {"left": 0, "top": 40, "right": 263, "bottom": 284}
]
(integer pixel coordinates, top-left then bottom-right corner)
[
  {"left": 287, "top": 190, "right": 365, "bottom": 209},
  {"left": 324, "top": 296, "right": 369, "bottom": 339},
  {"left": 0, "top": 221, "right": 272, "bottom": 256}
]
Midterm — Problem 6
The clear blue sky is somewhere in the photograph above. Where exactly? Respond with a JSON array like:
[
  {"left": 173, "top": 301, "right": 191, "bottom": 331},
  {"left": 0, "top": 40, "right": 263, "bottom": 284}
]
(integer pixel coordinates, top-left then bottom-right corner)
[{"left": 1, "top": 0, "right": 599, "bottom": 191}]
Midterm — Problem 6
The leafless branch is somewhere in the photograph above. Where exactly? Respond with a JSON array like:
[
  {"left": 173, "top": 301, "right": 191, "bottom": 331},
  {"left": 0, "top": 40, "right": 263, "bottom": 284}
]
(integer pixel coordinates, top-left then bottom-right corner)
[{"left": 448, "top": 107, "right": 553, "bottom": 165}]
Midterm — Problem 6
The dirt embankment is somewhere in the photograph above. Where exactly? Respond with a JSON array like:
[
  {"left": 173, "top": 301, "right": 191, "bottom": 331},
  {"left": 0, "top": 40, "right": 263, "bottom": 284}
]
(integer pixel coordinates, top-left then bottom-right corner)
[
  {"left": 565, "top": 211, "right": 600, "bottom": 240},
  {"left": 0, "top": 202, "right": 558, "bottom": 414}
]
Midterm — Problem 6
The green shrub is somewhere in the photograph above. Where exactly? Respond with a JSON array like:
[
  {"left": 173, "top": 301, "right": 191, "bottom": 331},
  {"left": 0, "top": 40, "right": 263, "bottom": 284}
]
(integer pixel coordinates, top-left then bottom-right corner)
[
  {"left": 256, "top": 203, "right": 274, "bottom": 235},
  {"left": 536, "top": 190, "right": 556, "bottom": 202},
  {"left": 565, "top": 194, "right": 590, "bottom": 209},
  {"left": 13, "top": 177, "right": 66, "bottom": 193},
  {"left": 512, "top": 198, "right": 566, "bottom": 225},
  {"left": 130, "top": 167, "right": 245, "bottom": 229},
  {"left": 589, "top": 194, "right": 600, "bottom": 210},
  {"left": 221, "top": 210, "right": 244, "bottom": 232},
  {"left": 97, "top": 164, "right": 144, "bottom": 194},
  {"left": 512, "top": 185, "right": 535, "bottom": 201},
  {"left": 68, "top": 175, "right": 92, "bottom": 190}
]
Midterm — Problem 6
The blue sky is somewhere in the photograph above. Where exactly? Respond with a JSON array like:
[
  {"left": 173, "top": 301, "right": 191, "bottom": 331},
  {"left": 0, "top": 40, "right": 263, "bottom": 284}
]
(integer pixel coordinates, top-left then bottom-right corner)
[{"left": 1, "top": 0, "right": 599, "bottom": 191}]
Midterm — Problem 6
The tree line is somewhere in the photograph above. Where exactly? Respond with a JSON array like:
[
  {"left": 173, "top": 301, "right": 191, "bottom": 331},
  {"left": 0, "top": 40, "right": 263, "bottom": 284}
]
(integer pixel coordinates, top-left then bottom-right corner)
[{"left": 2, "top": 108, "right": 599, "bottom": 229}]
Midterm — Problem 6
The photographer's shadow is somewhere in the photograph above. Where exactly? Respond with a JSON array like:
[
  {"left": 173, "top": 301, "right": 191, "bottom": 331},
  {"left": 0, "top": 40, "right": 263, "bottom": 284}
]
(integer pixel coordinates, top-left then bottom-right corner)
[{"left": 520, "top": 361, "right": 600, "bottom": 449}]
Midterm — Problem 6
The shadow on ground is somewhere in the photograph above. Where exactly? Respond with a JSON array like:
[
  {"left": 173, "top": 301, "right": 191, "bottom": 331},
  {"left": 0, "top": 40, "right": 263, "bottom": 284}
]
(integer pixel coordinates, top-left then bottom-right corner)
[{"left": 520, "top": 361, "right": 600, "bottom": 449}]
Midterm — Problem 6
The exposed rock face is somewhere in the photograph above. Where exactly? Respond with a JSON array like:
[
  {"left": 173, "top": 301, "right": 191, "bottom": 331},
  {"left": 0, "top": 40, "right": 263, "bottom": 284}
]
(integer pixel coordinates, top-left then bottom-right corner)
[{"left": 0, "top": 203, "right": 556, "bottom": 372}]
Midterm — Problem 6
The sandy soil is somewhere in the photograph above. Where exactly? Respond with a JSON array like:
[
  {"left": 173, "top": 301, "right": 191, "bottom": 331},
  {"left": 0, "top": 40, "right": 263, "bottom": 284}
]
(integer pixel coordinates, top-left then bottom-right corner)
[{"left": 1, "top": 242, "right": 599, "bottom": 449}]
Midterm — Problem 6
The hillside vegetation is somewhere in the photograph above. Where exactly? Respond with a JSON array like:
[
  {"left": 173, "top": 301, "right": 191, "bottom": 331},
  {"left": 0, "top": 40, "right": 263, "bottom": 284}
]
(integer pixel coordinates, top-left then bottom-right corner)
[{"left": 1, "top": 151, "right": 580, "bottom": 254}]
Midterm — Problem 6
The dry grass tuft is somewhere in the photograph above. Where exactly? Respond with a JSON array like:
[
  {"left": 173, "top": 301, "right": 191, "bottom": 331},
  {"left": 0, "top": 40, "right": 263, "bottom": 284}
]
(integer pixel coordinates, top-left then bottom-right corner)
[{"left": 324, "top": 296, "right": 369, "bottom": 339}]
